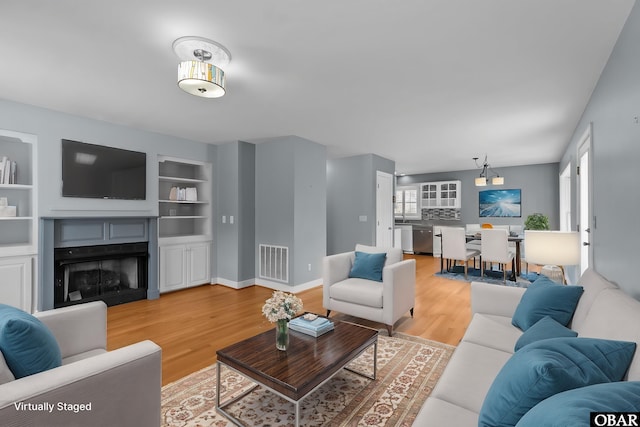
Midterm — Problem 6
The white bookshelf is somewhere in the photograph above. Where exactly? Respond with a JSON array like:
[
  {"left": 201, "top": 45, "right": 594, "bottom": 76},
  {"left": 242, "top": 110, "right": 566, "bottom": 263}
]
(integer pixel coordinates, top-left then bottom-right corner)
[
  {"left": 0, "top": 129, "right": 37, "bottom": 312},
  {"left": 0, "top": 130, "right": 37, "bottom": 257},
  {"left": 157, "top": 155, "right": 212, "bottom": 293}
]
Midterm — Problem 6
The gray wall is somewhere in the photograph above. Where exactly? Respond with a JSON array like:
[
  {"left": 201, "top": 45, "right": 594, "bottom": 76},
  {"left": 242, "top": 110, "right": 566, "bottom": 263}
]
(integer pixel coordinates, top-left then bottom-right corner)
[
  {"left": 215, "top": 141, "right": 256, "bottom": 283},
  {"left": 397, "top": 163, "right": 560, "bottom": 228},
  {"left": 0, "top": 99, "right": 212, "bottom": 219},
  {"left": 560, "top": 1, "right": 640, "bottom": 297},
  {"left": 293, "top": 141, "right": 327, "bottom": 283},
  {"left": 238, "top": 142, "right": 256, "bottom": 281},
  {"left": 326, "top": 154, "right": 395, "bottom": 255},
  {"left": 255, "top": 136, "right": 327, "bottom": 286}
]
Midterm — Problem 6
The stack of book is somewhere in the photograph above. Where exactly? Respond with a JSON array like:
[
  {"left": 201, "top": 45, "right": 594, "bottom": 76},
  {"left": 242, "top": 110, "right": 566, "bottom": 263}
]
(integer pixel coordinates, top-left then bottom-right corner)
[
  {"left": 289, "top": 315, "right": 334, "bottom": 337},
  {"left": 0, "top": 156, "right": 16, "bottom": 184}
]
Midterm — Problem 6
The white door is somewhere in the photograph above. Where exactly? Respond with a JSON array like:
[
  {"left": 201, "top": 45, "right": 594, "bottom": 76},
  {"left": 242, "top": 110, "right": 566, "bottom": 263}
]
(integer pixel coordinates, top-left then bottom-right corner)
[
  {"left": 0, "top": 256, "right": 32, "bottom": 311},
  {"left": 159, "top": 245, "right": 187, "bottom": 292},
  {"left": 376, "top": 171, "right": 394, "bottom": 247},
  {"left": 188, "top": 242, "right": 211, "bottom": 286},
  {"left": 559, "top": 164, "right": 572, "bottom": 232},
  {"left": 577, "top": 127, "right": 593, "bottom": 274}
]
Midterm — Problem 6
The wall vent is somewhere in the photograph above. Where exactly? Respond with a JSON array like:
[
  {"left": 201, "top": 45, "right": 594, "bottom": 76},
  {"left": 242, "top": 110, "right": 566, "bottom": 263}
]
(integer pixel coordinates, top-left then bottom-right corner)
[{"left": 259, "top": 244, "right": 289, "bottom": 283}]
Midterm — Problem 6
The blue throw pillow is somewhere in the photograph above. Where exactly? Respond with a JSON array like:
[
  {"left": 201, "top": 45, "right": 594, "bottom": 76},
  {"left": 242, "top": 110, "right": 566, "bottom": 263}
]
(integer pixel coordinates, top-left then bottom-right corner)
[
  {"left": 478, "top": 337, "right": 637, "bottom": 427},
  {"left": 0, "top": 304, "right": 62, "bottom": 378},
  {"left": 516, "top": 382, "right": 640, "bottom": 427},
  {"left": 514, "top": 316, "right": 578, "bottom": 351},
  {"left": 512, "top": 276, "right": 583, "bottom": 330},
  {"left": 348, "top": 251, "right": 387, "bottom": 282}
]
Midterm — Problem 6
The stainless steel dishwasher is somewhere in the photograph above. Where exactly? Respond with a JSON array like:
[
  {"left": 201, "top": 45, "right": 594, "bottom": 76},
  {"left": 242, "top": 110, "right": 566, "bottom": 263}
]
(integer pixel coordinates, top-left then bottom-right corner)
[{"left": 412, "top": 225, "right": 433, "bottom": 254}]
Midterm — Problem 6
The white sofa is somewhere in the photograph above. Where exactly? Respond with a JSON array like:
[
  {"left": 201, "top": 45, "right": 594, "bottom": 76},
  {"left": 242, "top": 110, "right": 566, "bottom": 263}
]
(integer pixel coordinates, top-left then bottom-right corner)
[
  {"left": 413, "top": 268, "right": 640, "bottom": 426},
  {"left": 0, "top": 301, "right": 162, "bottom": 427},
  {"left": 323, "top": 244, "right": 416, "bottom": 336}
]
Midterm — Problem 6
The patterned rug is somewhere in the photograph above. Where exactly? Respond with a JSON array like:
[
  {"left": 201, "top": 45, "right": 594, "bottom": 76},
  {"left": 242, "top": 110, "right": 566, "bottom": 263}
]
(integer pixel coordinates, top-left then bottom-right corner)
[
  {"left": 435, "top": 265, "right": 538, "bottom": 287},
  {"left": 161, "top": 332, "right": 454, "bottom": 426}
]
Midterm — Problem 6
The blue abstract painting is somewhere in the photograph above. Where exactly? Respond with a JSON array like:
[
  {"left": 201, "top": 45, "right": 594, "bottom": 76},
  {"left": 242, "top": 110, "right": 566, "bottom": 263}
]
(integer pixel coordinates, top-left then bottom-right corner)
[{"left": 479, "top": 189, "right": 521, "bottom": 217}]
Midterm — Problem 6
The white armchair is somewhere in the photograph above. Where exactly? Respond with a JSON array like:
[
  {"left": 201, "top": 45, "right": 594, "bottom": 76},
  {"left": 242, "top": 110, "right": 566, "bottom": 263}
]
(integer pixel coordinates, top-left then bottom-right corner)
[
  {"left": 0, "top": 301, "right": 161, "bottom": 427},
  {"left": 323, "top": 244, "right": 416, "bottom": 336}
]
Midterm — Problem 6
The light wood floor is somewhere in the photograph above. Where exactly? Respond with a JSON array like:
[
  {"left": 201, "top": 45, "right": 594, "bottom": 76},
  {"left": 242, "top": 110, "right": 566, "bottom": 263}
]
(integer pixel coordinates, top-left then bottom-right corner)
[{"left": 106, "top": 254, "right": 472, "bottom": 385}]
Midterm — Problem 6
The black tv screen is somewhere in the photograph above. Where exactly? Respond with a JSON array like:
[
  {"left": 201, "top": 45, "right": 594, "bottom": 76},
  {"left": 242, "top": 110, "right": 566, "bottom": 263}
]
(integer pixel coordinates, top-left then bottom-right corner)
[{"left": 61, "top": 139, "right": 146, "bottom": 200}]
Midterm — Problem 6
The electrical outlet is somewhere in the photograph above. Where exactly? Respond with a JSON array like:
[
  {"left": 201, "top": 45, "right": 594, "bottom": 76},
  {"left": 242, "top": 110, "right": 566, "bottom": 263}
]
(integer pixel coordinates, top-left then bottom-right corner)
[
  {"left": 222, "top": 215, "right": 226, "bottom": 223},
  {"left": 230, "top": 215, "right": 234, "bottom": 224},
  {"left": 308, "top": 263, "right": 312, "bottom": 271}
]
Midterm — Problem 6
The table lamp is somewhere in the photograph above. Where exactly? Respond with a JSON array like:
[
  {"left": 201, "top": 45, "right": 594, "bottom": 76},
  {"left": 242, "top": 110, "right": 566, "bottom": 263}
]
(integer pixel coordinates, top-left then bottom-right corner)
[{"left": 524, "top": 231, "right": 581, "bottom": 284}]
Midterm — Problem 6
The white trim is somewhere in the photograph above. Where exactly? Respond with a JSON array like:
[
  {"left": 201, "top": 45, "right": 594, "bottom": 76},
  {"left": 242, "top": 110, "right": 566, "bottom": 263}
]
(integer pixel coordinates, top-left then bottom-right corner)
[
  {"left": 213, "top": 277, "right": 323, "bottom": 293},
  {"left": 255, "top": 277, "right": 322, "bottom": 293},
  {"left": 213, "top": 277, "right": 254, "bottom": 289},
  {"left": 577, "top": 123, "right": 593, "bottom": 275}
]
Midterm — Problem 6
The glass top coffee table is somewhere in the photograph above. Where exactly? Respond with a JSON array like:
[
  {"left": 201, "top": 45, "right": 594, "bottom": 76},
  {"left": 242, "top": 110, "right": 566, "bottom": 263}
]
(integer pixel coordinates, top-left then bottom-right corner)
[{"left": 215, "top": 321, "right": 378, "bottom": 427}]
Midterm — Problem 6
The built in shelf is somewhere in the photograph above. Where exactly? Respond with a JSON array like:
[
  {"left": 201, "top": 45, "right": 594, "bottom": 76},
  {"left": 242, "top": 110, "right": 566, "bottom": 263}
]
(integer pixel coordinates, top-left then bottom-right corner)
[
  {"left": 159, "top": 215, "right": 208, "bottom": 220},
  {"left": 159, "top": 199, "right": 208, "bottom": 204},
  {"left": 0, "top": 184, "right": 33, "bottom": 190},
  {"left": 0, "top": 217, "right": 32, "bottom": 221},
  {"left": 158, "top": 176, "right": 207, "bottom": 184}
]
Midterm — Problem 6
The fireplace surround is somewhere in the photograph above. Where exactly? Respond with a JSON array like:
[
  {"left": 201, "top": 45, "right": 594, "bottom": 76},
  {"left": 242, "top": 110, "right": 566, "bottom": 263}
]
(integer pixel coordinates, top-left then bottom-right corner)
[{"left": 39, "top": 217, "right": 159, "bottom": 311}]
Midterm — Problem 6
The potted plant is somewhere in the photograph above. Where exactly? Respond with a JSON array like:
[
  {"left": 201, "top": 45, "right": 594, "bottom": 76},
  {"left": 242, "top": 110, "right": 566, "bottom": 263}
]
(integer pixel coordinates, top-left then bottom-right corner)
[{"left": 524, "top": 213, "right": 550, "bottom": 230}]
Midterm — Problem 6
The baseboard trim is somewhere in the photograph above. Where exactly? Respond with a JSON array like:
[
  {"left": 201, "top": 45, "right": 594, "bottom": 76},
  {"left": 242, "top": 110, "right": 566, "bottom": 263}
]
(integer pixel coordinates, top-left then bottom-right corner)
[
  {"left": 214, "top": 277, "right": 322, "bottom": 293},
  {"left": 213, "top": 278, "right": 255, "bottom": 289}
]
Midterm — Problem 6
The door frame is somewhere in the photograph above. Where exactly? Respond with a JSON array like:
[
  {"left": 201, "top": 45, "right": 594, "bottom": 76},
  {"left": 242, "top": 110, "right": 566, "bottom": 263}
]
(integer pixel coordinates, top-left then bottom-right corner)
[
  {"left": 376, "top": 171, "right": 394, "bottom": 247},
  {"left": 577, "top": 123, "right": 594, "bottom": 274}
]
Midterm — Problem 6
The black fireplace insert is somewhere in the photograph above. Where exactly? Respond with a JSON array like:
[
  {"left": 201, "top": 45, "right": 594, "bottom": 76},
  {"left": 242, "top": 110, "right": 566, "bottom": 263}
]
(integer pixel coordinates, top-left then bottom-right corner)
[{"left": 54, "top": 242, "right": 148, "bottom": 308}]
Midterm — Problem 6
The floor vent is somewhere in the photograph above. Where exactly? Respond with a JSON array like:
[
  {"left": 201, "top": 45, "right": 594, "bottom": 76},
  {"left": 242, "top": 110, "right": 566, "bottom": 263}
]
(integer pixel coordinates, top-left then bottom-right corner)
[{"left": 259, "top": 244, "right": 289, "bottom": 283}]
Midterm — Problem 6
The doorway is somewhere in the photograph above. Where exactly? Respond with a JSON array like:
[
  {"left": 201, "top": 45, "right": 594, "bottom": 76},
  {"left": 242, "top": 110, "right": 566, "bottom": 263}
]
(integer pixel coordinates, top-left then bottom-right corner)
[
  {"left": 376, "top": 171, "right": 393, "bottom": 247},
  {"left": 559, "top": 163, "right": 572, "bottom": 232},
  {"left": 577, "top": 125, "right": 593, "bottom": 274}
]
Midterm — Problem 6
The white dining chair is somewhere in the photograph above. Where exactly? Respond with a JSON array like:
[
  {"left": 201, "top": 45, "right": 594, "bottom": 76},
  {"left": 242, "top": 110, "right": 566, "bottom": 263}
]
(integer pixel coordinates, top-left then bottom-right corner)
[
  {"left": 480, "top": 228, "right": 515, "bottom": 282},
  {"left": 441, "top": 227, "right": 480, "bottom": 280}
]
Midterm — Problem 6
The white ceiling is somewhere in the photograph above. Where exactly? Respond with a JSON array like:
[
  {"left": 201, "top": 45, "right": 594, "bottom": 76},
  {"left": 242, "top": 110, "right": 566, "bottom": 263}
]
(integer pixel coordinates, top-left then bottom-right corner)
[{"left": 0, "top": 1, "right": 634, "bottom": 175}]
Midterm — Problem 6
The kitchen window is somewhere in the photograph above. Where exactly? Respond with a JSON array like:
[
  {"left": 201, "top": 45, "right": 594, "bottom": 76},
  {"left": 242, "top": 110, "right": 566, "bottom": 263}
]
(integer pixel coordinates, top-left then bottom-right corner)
[{"left": 395, "top": 186, "right": 420, "bottom": 220}]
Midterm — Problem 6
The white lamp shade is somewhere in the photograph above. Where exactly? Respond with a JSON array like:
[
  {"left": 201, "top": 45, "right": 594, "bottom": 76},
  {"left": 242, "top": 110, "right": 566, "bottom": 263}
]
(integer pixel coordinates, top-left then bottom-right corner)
[
  {"left": 492, "top": 176, "right": 504, "bottom": 185},
  {"left": 524, "top": 230, "right": 580, "bottom": 266},
  {"left": 177, "top": 61, "right": 226, "bottom": 98},
  {"left": 475, "top": 177, "right": 487, "bottom": 186}
]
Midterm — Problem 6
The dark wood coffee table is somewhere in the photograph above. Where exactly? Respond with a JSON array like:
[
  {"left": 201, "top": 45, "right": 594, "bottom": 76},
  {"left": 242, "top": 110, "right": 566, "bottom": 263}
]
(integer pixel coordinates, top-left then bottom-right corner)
[{"left": 215, "top": 321, "right": 378, "bottom": 427}]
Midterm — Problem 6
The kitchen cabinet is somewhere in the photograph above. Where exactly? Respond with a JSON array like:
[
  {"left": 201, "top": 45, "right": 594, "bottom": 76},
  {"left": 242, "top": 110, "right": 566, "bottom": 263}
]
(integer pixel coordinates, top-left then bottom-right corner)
[
  {"left": 420, "top": 180, "right": 461, "bottom": 209},
  {"left": 159, "top": 242, "right": 211, "bottom": 292},
  {"left": 395, "top": 225, "right": 413, "bottom": 253}
]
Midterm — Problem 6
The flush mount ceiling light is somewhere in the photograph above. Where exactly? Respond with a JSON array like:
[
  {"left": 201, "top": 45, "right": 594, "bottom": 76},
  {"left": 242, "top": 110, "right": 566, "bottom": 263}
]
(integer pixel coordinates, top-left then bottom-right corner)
[
  {"left": 172, "top": 36, "right": 231, "bottom": 98},
  {"left": 473, "top": 155, "right": 504, "bottom": 186}
]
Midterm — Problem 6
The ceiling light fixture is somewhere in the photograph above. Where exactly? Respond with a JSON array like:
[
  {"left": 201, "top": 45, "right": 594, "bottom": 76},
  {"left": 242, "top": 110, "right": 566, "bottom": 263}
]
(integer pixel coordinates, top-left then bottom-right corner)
[
  {"left": 172, "top": 36, "right": 231, "bottom": 98},
  {"left": 473, "top": 155, "right": 504, "bottom": 186}
]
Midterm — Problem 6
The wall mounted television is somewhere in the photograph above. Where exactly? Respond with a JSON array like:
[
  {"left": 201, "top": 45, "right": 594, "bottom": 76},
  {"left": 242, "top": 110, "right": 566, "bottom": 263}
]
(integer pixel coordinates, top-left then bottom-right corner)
[
  {"left": 61, "top": 139, "right": 146, "bottom": 200},
  {"left": 479, "top": 188, "right": 521, "bottom": 217}
]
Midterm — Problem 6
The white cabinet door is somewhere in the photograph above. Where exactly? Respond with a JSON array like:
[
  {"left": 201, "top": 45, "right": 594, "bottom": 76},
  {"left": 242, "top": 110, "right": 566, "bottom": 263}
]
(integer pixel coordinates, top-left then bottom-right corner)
[
  {"left": 159, "top": 245, "right": 187, "bottom": 292},
  {"left": 159, "top": 241, "right": 211, "bottom": 292},
  {"left": 187, "top": 242, "right": 210, "bottom": 286},
  {"left": 0, "top": 256, "right": 32, "bottom": 311}
]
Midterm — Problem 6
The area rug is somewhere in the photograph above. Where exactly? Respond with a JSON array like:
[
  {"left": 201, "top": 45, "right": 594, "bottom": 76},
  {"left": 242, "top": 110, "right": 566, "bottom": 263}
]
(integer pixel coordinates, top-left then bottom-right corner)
[
  {"left": 161, "top": 332, "right": 454, "bottom": 427},
  {"left": 435, "top": 265, "right": 540, "bottom": 287}
]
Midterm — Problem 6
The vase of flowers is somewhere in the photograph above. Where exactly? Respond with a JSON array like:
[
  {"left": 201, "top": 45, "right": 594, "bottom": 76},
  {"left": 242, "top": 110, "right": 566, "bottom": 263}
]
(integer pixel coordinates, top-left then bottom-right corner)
[{"left": 262, "top": 290, "right": 303, "bottom": 351}]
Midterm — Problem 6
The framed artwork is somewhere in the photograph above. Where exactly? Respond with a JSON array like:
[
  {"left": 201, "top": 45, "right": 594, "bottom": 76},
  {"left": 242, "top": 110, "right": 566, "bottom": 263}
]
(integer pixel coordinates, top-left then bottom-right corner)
[{"left": 479, "top": 189, "right": 521, "bottom": 217}]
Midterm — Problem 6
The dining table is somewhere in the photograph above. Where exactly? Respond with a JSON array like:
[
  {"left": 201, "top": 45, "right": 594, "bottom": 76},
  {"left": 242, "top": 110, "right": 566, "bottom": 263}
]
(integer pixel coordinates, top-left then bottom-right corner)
[{"left": 437, "top": 233, "right": 524, "bottom": 281}]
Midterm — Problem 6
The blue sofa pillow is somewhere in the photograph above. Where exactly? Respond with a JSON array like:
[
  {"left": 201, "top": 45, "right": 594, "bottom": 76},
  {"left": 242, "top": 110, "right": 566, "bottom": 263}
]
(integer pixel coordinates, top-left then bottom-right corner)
[
  {"left": 478, "top": 337, "right": 637, "bottom": 427},
  {"left": 0, "top": 304, "right": 62, "bottom": 379},
  {"left": 514, "top": 315, "right": 578, "bottom": 351},
  {"left": 516, "top": 381, "right": 640, "bottom": 427},
  {"left": 512, "top": 276, "right": 583, "bottom": 331},
  {"left": 349, "top": 251, "right": 386, "bottom": 282}
]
